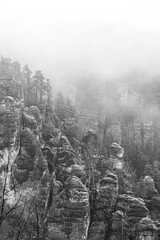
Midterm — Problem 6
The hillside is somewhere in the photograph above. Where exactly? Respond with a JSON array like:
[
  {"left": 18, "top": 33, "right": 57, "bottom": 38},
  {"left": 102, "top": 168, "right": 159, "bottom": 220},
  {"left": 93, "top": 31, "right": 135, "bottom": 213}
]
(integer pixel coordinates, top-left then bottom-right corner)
[{"left": 0, "top": 57, "right": 160, "bottom": 239}]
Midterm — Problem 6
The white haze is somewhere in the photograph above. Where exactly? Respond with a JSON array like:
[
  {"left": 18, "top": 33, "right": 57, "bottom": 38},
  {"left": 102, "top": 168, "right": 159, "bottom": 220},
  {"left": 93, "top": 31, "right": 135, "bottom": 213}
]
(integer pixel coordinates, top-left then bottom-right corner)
[{"left": 0, "top": 0, "right": 160, "bottom": 90}]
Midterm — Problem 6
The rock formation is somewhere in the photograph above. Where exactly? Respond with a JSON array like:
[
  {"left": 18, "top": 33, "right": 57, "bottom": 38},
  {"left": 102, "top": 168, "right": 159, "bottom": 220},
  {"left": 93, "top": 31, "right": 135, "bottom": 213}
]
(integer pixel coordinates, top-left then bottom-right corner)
[
  {"left": 0, "top": 88, "right": 160, "bottom": 240},
  {"left": 88, "top": 143, "right": 160, "bottom": 240}
]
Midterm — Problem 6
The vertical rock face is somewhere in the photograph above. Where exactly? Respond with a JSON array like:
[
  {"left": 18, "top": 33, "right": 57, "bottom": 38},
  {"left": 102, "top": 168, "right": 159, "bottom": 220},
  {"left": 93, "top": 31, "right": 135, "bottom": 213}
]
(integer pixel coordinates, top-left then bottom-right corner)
[
  {"left": 40, "top": 117, "right": 90, "bottom": 239},
  {"left": 63, "top": 176, "right": 90, "bottom": 240},
  {"left": 13, "top": 127, "right": 48, "bottom": 184},
  {"left": 47, "top": 132, "right": 90, "bottom": 240},
  {"left": 0, "top": 98, "right": 21, "bottom": 197},
  {"left": 97, "top": 172, "right": 118, "bottom": 211},
  {"left": 0, "top": 93, "right": 51, "bottom": 239},
  {"left": 89, "top": 172, "right": 118, "bottom": 240},
  {"left": 0, "top": 108, "right": 20, "bottom": 150},
  {"left": 48, "top": 175, "right": 90, "bottom": 240}
]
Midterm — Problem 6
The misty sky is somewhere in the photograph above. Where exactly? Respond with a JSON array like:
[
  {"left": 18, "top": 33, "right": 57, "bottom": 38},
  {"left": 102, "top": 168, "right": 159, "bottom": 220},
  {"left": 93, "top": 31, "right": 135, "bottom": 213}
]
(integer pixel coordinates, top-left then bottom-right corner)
[{"left": 1, "top": 0, "right": 160, "bottom": 89}]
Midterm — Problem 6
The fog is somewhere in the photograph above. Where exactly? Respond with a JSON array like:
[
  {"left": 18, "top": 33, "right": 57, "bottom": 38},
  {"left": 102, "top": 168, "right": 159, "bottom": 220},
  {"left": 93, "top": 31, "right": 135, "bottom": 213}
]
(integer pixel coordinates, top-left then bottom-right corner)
[{"left": 1, "top": 0, "right": 160, "bottom": 90}]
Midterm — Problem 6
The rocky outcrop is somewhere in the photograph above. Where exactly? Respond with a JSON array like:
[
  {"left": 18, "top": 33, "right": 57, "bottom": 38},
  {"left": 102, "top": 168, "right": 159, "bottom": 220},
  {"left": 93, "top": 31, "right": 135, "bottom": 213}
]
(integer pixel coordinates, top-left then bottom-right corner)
[
  {"left": 0, "top": 108, "right": 20, "bottom": 150},
  {"left": 0, "top": 89, "right": 160, "bottom": 240},
  {"left": 136, "top": 176, "right": 159, "bottom": 200},
  {"left": 134, "top": 216, "right": 158, "bottom": 240},
  {"left": 88, "top": 172, "right": 118, "bottom": 240},
  {"left": 0, "top": 98, "right": 51, "bottom": 239},
  {"left": 46, "top": 133, "right": 90, "bottom": 240},
  {"left": 109, "top": 142, "right": 124, "bottom": 170},
  {"left": 13, "top": 127, "right": 48, "bottom": 184},
  {"left": 88, "top": 142, "right": 160, "bottom": 240},
  {"left": 48, "top": 175, "right": 90, "bottom": 240},
  {"left": 136, "top": 176, "right": 160, "bottom": 227},
  {"left": 71, "top": 164, "right": 86, "bottom": 184},
  {"left": 0, "top": 97, "right": 21, "bottom": 202}
]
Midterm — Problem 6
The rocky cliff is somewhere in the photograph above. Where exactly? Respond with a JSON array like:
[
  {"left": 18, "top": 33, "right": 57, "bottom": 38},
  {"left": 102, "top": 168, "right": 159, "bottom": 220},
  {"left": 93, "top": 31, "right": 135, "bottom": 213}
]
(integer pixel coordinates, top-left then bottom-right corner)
[{"left": 0, "top": 82, "right": 160, "bottom": 240}]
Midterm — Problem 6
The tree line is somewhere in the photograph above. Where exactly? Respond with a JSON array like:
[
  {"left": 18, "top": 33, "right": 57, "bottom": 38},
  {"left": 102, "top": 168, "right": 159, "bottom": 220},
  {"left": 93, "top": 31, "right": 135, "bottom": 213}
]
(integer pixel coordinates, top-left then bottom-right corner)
[{"left": 0, "top": 56, "right": 52, "bottom": 107}]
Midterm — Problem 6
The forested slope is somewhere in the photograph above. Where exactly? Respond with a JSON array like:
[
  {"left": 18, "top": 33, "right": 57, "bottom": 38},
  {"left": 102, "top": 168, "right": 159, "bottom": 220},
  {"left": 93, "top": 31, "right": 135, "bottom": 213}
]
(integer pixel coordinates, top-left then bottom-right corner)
[{"left": 0, "top": 57, "right": 160, "bottom": 239}]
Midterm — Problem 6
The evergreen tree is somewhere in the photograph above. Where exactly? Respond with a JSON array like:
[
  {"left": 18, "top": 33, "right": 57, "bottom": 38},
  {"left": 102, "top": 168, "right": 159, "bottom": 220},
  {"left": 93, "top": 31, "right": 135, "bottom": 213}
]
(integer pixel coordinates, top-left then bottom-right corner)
[
  {"left": 33, "top": 70, "right": 45, "bottom": 105},
  {"left": 22, "top": 64, "right": 32, "bottom": 106}
]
